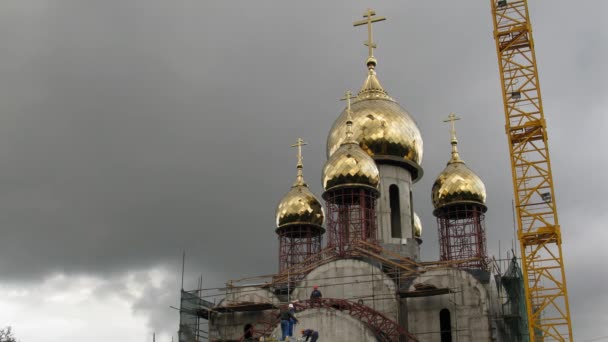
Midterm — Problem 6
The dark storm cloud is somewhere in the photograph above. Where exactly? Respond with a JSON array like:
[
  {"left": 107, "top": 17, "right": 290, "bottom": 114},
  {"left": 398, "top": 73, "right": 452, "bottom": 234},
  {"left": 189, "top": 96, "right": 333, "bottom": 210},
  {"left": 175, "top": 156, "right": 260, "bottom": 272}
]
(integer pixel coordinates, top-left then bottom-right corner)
[{"left": 0, "top": 0, "right": 606, "bottom": 339}]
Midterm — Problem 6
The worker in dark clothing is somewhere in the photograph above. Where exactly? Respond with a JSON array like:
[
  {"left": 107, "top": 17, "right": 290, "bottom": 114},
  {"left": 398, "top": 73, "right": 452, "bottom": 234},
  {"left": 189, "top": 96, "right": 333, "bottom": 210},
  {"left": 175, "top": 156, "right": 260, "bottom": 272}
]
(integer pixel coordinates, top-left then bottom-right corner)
[
  {"left": 301, "top": 329, "right": 319, "bottom": 342},
  {"left": 288, "top": 303, "right": 296, "bottom": 337},
  {"left": 310, "top": 285, "right": 322, "bottom": 299},
  {"left": 277, "top": 305, "right": 298, "bottom": 341}
]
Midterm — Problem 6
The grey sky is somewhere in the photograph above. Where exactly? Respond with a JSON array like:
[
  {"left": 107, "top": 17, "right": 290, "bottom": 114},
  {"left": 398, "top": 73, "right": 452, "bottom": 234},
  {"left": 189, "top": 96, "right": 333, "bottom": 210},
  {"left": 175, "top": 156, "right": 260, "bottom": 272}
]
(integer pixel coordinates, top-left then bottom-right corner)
[{"left": 0, "top": 1, "right": 606, "bottom": 341}]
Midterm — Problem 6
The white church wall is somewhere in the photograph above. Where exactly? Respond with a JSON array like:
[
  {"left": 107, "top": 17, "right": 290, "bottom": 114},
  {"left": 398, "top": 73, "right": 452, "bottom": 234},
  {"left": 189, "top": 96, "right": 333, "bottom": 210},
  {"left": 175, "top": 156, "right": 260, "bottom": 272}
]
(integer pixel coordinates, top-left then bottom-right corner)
[
  {"left": 222, "top": 286, "right": 280, "bottom": 307},
  {"left": 272, "top": 308, "right": 377, "bottom": 341},
  {"left": 292, "top": 258, "right": 398, "bottom": 320},
  {"left": 406, "top": 268, "right": 493, "bottom": 342},
  {"left": 209, "top": 286, "right": 281, "bottom": 340}
]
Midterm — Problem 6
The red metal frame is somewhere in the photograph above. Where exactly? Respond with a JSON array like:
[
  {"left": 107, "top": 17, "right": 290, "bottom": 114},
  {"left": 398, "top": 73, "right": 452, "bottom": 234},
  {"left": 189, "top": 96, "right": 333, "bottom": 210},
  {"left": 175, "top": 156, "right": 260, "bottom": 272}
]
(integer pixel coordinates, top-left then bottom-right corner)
[
  {"left": 237, "top": 298, "right": 418, "bottom": 342},
  {"left": 324, "top": 187, "right": 378, "bottom": 255},
  {"left": 277, "top": 224, "right": 323, "bottom": 273},
  {"left": 435, "top": 203, "right": 488, "bottom": 269}
]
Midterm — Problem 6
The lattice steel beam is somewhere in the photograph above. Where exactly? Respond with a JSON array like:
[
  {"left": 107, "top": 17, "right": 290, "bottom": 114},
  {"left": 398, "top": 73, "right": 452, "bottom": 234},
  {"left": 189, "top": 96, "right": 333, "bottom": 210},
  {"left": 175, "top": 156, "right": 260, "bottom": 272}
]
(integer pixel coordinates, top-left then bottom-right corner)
[{"left": 490, "top": 0, "right": 572, "bottom": 340}]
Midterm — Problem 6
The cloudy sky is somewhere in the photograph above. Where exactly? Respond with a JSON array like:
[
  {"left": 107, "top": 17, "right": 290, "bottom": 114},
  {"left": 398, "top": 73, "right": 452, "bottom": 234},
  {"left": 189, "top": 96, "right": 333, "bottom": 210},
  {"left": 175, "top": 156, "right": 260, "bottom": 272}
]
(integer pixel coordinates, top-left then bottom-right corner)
[{"left": 0, "top": 0, "right": 606, "bottom": 341}]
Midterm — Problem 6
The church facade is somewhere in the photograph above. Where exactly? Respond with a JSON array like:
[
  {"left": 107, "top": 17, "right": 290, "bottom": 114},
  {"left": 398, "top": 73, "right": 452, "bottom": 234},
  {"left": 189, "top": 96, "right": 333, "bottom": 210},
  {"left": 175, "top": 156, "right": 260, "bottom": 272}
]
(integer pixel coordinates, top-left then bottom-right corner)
[{"left": 182, "top": 9, "right": 528, "bottom": 342}]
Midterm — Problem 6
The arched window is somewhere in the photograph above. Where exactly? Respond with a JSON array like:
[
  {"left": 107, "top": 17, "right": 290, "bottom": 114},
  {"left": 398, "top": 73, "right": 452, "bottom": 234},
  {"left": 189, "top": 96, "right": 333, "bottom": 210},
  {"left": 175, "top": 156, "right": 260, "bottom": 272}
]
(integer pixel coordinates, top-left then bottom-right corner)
[
  {"left": 389, "top": 185, "right": 401, "bottom": 238},
  {"left": 410, "top": 190, "right": 414, "bottom": 235},
  {"left": 440, "top": 309, "right": 452, "bottom": 342},
  {"left": 244, "top": 324, "right": 253, "bottom": 338}
]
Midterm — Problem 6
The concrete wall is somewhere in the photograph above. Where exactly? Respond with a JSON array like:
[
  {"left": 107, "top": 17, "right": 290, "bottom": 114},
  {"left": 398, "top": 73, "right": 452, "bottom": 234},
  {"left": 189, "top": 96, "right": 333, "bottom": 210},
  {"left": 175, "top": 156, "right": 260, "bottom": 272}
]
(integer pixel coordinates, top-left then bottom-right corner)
[
  {"left": 222, "top": 286, "right": 280, "bottom": 307},
  {"left": 406, "top": 268, "right": 494, "bottom": 342},
  {"left": 272, "top": 308, "right": 377, "bottom": 341},
  {"left": 292, "top": 258, "right": 398, "bottom": 320},
  {"left": 376, "top": 164, "right": 419, "bottom": 260},
  {"left": 210, "top": 286, "right": 280, "bottom": 341}
]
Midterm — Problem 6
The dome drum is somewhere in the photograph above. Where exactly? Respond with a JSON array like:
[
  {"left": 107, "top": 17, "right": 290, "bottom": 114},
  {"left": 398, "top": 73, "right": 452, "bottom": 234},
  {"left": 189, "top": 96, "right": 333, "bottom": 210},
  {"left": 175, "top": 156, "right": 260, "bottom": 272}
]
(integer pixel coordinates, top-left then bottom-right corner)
[
  {"left": 322, "top": 184, "right": 379, "bottom": 204},
  {"left": 371, "top": 155, "right": 424, "bottom": 183}
]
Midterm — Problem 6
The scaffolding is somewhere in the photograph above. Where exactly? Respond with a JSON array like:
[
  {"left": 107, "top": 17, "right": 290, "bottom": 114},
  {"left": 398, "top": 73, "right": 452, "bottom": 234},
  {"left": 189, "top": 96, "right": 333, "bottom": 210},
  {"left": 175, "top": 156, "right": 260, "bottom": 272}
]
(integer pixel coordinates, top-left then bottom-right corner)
[
  {"left": 324, "top": 186, "right": 379, "bottom": 255},
  {"left": 176, "top": 252, "right": 532, "bottom": 341},
  {"left": 178, "top": 289, "right": 211, "bottom": 342},
  {"left": 500, "top": 256, "right": 531, "bottom": 342},
  {"left": 435, "top": 203, "right": 488, "bottom": 270},
  {"left": 276, "top": 224, "right": 324, "bottom": 273}
]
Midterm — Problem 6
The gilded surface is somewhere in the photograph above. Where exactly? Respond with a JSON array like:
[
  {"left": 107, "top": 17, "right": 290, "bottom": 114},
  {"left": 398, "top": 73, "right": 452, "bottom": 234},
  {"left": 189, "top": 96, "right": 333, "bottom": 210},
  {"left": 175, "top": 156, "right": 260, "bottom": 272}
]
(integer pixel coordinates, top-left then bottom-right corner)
[
  {"left": 413, "top": 212, "right": 422, "bottom": 238},
  {"left": 322, "top": 142, "right": 380, "bottom": 191},
  {"left": 431, "top": 160, "right": 487, "bottom": 209},
  {"left": 276, "top": 184, "right": 325, "bottom": 227},
  {"left": 326, "top": 97, "right": 423, "bottom": 167}
]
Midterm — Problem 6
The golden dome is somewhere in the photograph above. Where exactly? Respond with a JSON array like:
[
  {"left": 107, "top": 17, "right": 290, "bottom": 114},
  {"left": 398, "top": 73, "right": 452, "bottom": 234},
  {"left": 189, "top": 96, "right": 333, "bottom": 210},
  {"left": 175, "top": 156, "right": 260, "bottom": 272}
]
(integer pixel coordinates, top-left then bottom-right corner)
[
  {"left": 326, "top": 68, "right": 423, "bottom": 181},
  {"left": 322, "top": 141, "right": 380, "bottom": 192},
  {"left": 413, "top": 212, "right": 422, "bottom": 238},
  {"left": 275, "top": 183, "right": 325, "bottom": 228},
  {"left": 431, "top": 115, "right": 486, "bottom": 210}
]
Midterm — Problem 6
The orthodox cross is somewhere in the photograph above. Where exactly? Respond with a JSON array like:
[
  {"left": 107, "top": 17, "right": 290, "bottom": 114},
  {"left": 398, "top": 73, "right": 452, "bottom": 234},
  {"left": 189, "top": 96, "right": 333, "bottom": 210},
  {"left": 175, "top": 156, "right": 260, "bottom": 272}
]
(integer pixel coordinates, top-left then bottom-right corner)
[
  {"left": 353, "top": 9, "right": 386, "bottom": 58},
  {"left": 340, "top": 90, "right": 356, "bottom": 115},
  {"left": 443, "top": 112, "right": 461, "bottom": 141},
  {"left": 341, "top": 90, "right": 357, "bottom": 138},
  {"left": 291, "top": 137, "right": 308, "bottom": 169}
]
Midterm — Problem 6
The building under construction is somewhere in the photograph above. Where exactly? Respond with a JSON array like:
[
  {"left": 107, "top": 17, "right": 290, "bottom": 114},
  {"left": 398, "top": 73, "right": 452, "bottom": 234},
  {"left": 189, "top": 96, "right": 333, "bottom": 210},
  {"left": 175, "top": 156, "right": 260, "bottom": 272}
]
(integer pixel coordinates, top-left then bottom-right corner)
[{"left": 176, "top": 3, "right": 568, "bottom": 341}]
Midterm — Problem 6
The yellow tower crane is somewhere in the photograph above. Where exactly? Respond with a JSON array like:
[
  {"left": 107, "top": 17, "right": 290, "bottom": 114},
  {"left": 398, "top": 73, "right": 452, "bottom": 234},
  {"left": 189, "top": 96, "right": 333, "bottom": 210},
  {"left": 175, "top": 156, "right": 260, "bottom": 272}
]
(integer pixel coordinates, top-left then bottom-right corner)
[{"left": 489, "top": 1, "right": 573, "bottom": 340}]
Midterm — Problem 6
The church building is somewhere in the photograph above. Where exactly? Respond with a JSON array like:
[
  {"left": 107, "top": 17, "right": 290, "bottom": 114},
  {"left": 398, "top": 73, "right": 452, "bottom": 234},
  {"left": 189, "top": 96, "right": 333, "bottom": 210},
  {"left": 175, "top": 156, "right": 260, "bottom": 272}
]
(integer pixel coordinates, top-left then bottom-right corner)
[{"left": 179, "top": 9, "right": 528, "bottom": 342}]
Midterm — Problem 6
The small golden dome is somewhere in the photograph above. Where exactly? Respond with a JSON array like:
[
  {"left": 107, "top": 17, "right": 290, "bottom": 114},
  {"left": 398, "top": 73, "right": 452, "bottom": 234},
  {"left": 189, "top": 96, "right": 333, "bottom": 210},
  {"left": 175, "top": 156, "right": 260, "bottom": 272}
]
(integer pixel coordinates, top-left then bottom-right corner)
[
  {"left": 432, "top": 161, "right": 487, "bottom": 209},
  {"left": 432, "top": 115, "right": 486, "bottom": 210},
  {"left": 413, "top": 212, "right": 422, "bottom": 238},
  {"left": 326, "top": 69, "right": 423, "bottom": 181},
  {"left": 322, "top": 141, "right": 380, "bottom": 192},
  {"left": 276, "top": 138, "right": 325, "bottom": 230},
  {"left": 276, "top": 183, "right": 325, "bottom": 228}
]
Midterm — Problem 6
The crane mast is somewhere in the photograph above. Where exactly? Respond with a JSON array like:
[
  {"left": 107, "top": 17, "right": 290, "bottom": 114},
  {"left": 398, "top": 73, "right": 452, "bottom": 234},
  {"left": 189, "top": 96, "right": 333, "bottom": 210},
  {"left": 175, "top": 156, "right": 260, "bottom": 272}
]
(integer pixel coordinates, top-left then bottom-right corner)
[{"left": 489, "top": 0, "right": 573, "bottom": 340}]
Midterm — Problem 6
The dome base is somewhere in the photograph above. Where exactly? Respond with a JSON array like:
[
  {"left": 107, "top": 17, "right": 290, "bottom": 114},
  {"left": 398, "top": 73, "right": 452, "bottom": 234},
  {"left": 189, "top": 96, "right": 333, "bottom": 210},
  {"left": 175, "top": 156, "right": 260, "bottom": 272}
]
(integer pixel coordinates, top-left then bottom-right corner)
[
  {"left": 433, "top": 201, "right": 488, "bottom": 218},
  {"left": 275, "top": 223, "right": 325, "bottom": 238}
]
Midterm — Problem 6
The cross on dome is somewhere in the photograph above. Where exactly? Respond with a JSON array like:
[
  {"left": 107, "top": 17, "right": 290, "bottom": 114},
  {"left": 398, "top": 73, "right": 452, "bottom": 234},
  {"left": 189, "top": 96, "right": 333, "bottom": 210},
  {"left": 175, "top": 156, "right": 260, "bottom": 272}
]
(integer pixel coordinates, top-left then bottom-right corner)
[
  {"left": 443, "top": 112, "right": 463, "bottom": 163},
  {"left": 340, "top": 90, "right": 357, "bottom": 141},
  {"left": 291, "top": 138, "right": 308, "bottom": 185},
  {"left": 353, "top": 9, "right": 386, "bottom": 69}
]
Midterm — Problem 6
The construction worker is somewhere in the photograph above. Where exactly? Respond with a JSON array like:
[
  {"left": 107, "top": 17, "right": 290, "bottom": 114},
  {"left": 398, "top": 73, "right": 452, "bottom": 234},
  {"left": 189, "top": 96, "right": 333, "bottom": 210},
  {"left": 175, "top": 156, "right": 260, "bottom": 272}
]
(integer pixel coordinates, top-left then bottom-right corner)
[
  {"left": 277, "top": 304, "right": 298, "bottom": 341},
  {"left": 301, "top": 329, "right": 319, "bottom": 342},
  {"left": 287, "top": 303, "right": 297, "bottom": 338},
  {"left": 310, "top": 285, "right": 322, "bottom": 300}
]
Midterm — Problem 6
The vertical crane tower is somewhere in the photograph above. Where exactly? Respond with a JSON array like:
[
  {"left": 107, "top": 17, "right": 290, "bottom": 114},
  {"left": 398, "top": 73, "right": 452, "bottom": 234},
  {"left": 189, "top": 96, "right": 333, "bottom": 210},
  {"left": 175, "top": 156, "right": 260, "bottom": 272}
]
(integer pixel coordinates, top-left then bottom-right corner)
[{"left": 489, "top": 0, "right": 573, "bottom": 340}]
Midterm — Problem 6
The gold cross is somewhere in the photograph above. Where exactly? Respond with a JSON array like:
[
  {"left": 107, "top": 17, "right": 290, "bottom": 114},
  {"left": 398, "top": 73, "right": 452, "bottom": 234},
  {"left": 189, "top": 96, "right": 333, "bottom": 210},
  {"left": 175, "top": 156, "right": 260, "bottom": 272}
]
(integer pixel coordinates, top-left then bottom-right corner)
[
  {"left": 291, "top": 138, "right": 308, "bottom": 167},
  {"left": 443, "top": 112, "right": 461, "bottom": 141},
  {"left": 353, "top": 9, "right": 386, "bottom": 59},
  {"left": 340, "top": 90, "right": 357, "bottom": 115}
]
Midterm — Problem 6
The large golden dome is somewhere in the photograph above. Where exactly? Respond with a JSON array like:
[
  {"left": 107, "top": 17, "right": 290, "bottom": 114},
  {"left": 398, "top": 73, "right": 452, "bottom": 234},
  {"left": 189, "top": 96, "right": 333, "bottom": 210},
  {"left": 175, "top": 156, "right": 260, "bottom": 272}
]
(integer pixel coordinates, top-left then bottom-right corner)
[
  {"left": 413, "top": 212, "right": 422, "bottom": 238},
  {"left": 322, "top": 141, "right": 380, "bottom": 192},
  {"left": 275, "top": 183, "right": 325, "bottom": 229},
  {"left": 327, "top": 68, "right": 423, "bottom": 181},
  {"left": 431, "top": 121, "right": 486, "bottom": 211}
]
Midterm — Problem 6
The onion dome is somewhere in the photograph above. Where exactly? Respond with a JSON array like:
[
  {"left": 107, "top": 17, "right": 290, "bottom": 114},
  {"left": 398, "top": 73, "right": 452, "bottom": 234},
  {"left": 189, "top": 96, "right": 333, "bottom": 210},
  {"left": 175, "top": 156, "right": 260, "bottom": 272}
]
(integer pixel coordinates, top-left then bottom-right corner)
[
  {"left": 276, "top": 139, "right": 325, "bottom": 230},
  {"left": 322, "top": 92, "right": 380, "bottom": 193},
  {"left": 326, "top": 58, "right": 423, "bottom": 181},
  {"left": 431, "top": 114, "right": 487, "bottom": 211},
  {"left": 413, "top": 212, "right": 422, "bottom": 238}
]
